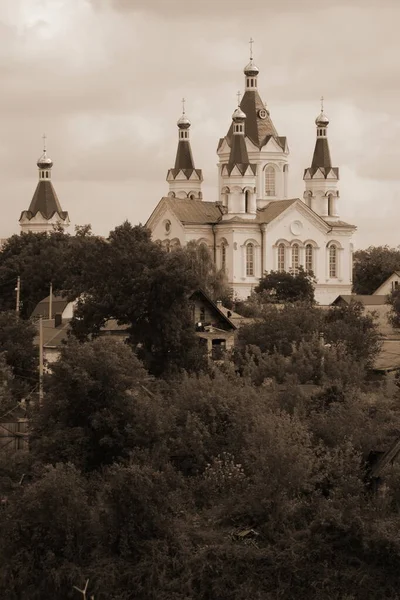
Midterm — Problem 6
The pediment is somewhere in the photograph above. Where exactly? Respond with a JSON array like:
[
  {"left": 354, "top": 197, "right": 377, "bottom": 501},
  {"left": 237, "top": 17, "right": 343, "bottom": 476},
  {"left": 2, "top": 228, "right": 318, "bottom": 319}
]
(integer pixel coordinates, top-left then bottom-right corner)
[{"left": 264, "top": 137, "right": 286, "bottom": 153}]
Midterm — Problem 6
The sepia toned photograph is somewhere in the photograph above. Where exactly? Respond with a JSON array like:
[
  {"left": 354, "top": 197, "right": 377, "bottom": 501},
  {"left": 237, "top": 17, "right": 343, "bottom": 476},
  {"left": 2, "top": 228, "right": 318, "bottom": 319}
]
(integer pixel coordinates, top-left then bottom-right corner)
[{"left": 0, "top": 0, "right": 400, "bottom": 598}]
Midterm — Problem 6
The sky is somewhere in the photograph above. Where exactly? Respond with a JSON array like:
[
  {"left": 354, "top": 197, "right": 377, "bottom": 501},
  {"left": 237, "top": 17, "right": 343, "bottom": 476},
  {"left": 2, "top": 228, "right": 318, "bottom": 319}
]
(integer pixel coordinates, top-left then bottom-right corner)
[{"left": 0, "top": 0, "right": 399, "bottom": 249}]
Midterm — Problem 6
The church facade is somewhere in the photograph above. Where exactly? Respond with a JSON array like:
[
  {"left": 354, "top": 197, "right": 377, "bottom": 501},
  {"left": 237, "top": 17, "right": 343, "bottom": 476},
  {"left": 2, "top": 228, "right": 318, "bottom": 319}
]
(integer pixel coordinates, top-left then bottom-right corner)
[{"left": 150, "top": 51, "right": 355, "bottom": 305}]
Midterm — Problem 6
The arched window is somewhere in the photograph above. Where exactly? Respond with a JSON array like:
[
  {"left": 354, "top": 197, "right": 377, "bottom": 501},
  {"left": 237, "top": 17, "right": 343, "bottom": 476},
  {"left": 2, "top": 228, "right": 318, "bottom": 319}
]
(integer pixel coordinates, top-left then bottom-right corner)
[
  {"left": 329, "top": 244, "right": 337, "bottom": 278},
  {"left": 246, "top": 243, "right": 255, "bottom": 277},
  {"left": 245, "top": 190, "right": 250, "bottom": 213},
  {"left": 265, "top": 166, "right": 276, "bottom": 196},
  {"left": 221, "top": 243, "right": 227, "bottom": 272},
  {"left": 278, "top": 243, "right": 285, "bottom": 272},
  {"left": 327, "top": 194, "right": 334, "bottom": 216},
  {"left": 305, "top": 244, "right": 313, "bottom": 274},
  {"left": 291, "top": 244, "right": 299, "bottom": 275}
]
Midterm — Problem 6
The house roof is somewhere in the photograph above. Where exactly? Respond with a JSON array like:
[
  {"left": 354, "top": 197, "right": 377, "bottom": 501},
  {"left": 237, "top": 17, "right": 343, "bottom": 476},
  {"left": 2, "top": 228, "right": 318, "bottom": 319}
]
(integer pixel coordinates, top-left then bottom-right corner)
[
  {"left": 31, "top": 294, "right": 70, "bottom": 319},
  {"left": 20, "top": 181, "right": 68, "bottom": 221},
  {"left": 373, "top": 271, "right": 400, "bottom": 295},
  {"left": 190, "top": 289, "right": 237, "bottom": 330},
  {"left": 332, "top": 295, "right": 387, "bottom": 306}
]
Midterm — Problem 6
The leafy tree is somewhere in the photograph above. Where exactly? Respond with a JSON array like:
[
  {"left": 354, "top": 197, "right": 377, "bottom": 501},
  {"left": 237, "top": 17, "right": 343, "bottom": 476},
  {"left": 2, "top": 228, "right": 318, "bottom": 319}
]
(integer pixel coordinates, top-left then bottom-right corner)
[
  {"left": 0, "top": 463, "right": 95, "bottom": 600},
  {"left": 30, "top": 337, "right": 164, "bottom": 471},
  {"left": 353, "top": 245, "right": 400, "bottom": 295},
  {"left": 69, "top": 222, "right": 207, "bottom": 376},
  {"left": 323, "top": 300, "right": 382, "bottom": 368},
  {"left": 181, "top": 240, "right": 232, "bottom": 305},
  {"left": 254, "top": 267, "right": 315, "bottom": 304},
  {"left": 236, "top": 303, "right": 322, "bottom": 358},
  {"left": 387, "top": 288, "right": 400, "bottom": 328},
  {"left": 0, "top": 311, "right": 38, "bottom": 399}
]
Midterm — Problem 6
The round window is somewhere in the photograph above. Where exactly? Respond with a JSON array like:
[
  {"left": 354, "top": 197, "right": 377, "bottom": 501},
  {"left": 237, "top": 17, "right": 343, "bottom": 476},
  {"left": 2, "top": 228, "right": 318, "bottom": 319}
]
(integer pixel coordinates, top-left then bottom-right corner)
[
  {"left": 165, "top": 220, "right": 171, "bottom": 234},
  {"left": 258, "top": 108, "right": 267, "bottom": 119}
]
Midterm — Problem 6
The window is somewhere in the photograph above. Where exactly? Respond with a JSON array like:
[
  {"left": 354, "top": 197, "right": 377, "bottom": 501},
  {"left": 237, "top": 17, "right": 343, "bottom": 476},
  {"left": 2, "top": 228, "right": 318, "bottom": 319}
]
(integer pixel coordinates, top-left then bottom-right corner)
[
  {"left": 199, "top": 307, "right": 205, "bottom": 322},
  {"left": 221, "top": 243, "right": 226, "bottom": 272},
  {"left": 305, "top": 244, "right": 313, "bottom": 274},
  {"left": 291, "top": 244, "right": 299, "bottom": 275},
  {"left": 327, "top": 194, "right": 333, "bottom": 216},
  {"left": 246, "top": 243, "right": 255, "bottom": 277},
  {"left": 278, "top": 243, "right": 285, "bottom": 272},
  {"left": 265, "top": 166, "right": 276, "bottom": 196},
  {"left": 329, "top": 245, "right": 337, "bottom": 278},
  {"left": 245, "top": 190, "right": 250, "bottom": 212}
]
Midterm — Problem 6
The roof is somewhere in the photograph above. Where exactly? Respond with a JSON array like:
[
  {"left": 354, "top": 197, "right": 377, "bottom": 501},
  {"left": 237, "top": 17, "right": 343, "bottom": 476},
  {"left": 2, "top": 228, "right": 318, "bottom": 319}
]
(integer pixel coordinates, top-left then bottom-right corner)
[
  {"left": 311, "top": 138, "right": 332, "bottom": 169},
  {"left": 31, "top": 294, "right": 70, "bottom": 319},
  {"left": 256, "top": 198, "right": 297, "bottom": 224},
  {"left": 174, "top": 140, "right": 195, "bottom": 170},
  {"left": 165, "top": 198, "right": 224, "bottom": 224},
  {"left": 225, "top": 90, "right": 285, "bottom": 150},
  {"left": 190, "top": 289, "right": 237, "bottom": 330},
  {"left": 228, "top": 134, "right": 250, "bottom": 168},
  {"left": 38, "top": 318, "right": 70, "bottom": 348},
  {"left": 21, "top": 181, "right": 68, "bottom": 221},
  {"left": 373, "top": 271, "right": 400, "bottom": 295},
  {"left": 332, "top": 295, "right": 387, "bottom": 306}
]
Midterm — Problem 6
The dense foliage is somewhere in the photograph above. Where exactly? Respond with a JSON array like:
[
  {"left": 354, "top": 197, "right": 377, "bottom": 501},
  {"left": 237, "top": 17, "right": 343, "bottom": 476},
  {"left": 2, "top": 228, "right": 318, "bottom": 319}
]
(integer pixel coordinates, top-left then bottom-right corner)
[
  {"left": 0, "top": 231, "right": 396, "bottom": 600},
  {"left": 254, "top": 267, "right": 315, "bottom": 304},
  {"left": 353, "top": 245, "right": 400, "bottom": 295}
]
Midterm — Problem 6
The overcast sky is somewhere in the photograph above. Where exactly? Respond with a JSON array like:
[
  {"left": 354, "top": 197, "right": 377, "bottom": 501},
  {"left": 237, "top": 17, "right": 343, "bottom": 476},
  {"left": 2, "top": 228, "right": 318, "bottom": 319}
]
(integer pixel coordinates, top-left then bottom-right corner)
[{"left": 0, "top": 0, "right": 398, "bottom": 248}]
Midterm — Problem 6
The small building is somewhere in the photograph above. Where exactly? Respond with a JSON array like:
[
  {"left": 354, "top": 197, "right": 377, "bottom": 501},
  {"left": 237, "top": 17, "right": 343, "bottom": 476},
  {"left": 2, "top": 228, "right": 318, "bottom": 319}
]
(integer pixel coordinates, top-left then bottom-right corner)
[
  {"left": 373, "top": 272, "right": 400, "bottom": 296},
  {"left": 190, "top": 290, "right": 236, "bottom": 359},
  {"left": 0, "top": 405, "right": 29, "bottom": 452}
]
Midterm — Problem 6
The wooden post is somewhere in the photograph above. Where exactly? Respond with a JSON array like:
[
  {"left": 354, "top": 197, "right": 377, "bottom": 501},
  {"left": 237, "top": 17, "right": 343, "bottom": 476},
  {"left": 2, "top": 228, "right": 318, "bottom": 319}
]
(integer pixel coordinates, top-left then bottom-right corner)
[
  {"left": 49, "top": 282, "right": 53, "bottom": 320},
  {"left": 39, "top": 316, "right": 44, "bottom": 406},
  {"left": 15, "top": 276, "right": 20, "bottom": 316}
]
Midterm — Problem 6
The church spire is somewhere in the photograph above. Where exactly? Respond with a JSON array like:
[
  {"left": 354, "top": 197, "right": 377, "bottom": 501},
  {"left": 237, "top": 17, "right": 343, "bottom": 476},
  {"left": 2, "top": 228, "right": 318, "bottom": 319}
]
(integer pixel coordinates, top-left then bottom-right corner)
[
  {"left": 19, "top": 137, "right": 70, "bottom": 233},
  {"left": 303, "top": 100, "right": 340, "bottom": 221},
  {"left": 226, "top": 93, "right": 253, "bottom": 174},
  {"left": 166, "top": 99, "right": 203, "bottom": 199}
]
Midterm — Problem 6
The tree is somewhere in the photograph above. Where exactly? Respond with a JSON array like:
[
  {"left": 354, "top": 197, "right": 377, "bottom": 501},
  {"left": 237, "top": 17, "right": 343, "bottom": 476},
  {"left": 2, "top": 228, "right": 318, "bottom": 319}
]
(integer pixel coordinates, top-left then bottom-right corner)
[
  {"left": 387, "top": 288, "right": 400, "bottom": 328},
  {"left": 353, "top": 245, "right": 400, "bottom": 295},
  {"left": 254, "top": 267, "right": 315, "bottom": 304},
  {"left": 323, "top": 300, "right": 382, "bottom": 368},
  {"left": 0, "top": 311, "right": 38, "bottom": 399},
  {"left": 236, "top": 303, "right": 322, "bottom": 358},
  {"left": 181, "top": 240, "right": 232, "bottom": 305},
  {"left": 30, "top": 337, "right": 164, "bottom": 471},
  {"left": 69, "top": 222, "right": 207, "bottom": 376}
]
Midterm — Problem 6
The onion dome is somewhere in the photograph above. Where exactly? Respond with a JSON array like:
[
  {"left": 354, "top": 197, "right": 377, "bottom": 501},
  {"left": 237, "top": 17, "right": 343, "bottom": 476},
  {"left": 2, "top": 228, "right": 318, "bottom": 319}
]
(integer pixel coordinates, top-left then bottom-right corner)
[
  {"left": 177, "top": 114, "right": 191, "bottom": 130},
  {"left": 315, "top": 111, "right": 329, "bottom": 127},
  {"left": 244, "top": 59, "right": 259, "bottom": 77},
  {"left": 37, "top": 151, "right": 53, "bottom": 169},
  {"left": 232, "top": 106, "right": 246, "bottom": 122}
]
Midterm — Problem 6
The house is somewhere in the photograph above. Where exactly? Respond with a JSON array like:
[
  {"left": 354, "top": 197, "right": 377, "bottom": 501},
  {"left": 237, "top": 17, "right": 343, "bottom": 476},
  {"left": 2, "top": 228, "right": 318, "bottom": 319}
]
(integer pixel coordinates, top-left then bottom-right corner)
[
  {"left": 190, "top": 290, "right": 237, "bottom": 359},
  {"left": 373, "top": 272, "right": 400, "bottom": 296}
]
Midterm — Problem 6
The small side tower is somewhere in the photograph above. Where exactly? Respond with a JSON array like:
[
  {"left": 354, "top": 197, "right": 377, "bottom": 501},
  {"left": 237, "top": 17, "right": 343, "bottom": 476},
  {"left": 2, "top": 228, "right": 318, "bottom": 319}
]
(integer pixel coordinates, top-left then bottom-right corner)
[
  {"left": 166, "top": 99, "right": 203, "bottom": 199},
  {"left": 303, "top": 99, "right": 340, "bottom": 221},
  {"left": 19, "top": 136, "right": 70, "bottom": 233},
  {"left": 221, "top": 96, "right": 257, "bottom": 220}
]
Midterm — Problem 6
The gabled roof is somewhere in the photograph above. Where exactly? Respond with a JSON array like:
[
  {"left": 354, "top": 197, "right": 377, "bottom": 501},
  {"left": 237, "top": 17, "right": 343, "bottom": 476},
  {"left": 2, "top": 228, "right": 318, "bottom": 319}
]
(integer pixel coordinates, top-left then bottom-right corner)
[
  {"left": 20, "top": 181, "right": 68, "bottom": 221},
  {"left": 190, "top": 289, "right": 237, "bottom": 330},
  {"left": 256, "top": 198, "right": 297, "bottom": 224},
  {"left": 331, "top": 295, "right": 387, "bottom": 306},
  {"left": 373, "top": 271, "right": 400, "bottom": 295},
  {"left": 31, "top": 294, "right": 70, "bottom": 319},
  {"left": 225, "top": 90, "right": 285, "bottom": 150}
]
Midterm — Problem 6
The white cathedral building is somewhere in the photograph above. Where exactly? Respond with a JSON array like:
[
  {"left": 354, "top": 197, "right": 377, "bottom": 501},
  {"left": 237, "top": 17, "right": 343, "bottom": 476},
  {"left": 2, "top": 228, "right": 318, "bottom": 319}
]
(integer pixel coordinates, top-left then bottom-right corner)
[{"left": 147, "top": 49, "right": 356, "bottom": 305}]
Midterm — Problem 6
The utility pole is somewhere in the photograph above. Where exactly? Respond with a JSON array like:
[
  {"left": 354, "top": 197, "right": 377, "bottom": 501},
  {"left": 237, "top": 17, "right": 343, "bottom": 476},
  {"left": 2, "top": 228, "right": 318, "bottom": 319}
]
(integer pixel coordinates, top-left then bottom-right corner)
[
  {"left": 39, "top": 316, "right": 44, "bottom": 406},
  {"left": 49, "top": 282, "right": 53, "bottom": 319},
  {"left": 15, "top": 276, "right": 20, "bottom": 316}
]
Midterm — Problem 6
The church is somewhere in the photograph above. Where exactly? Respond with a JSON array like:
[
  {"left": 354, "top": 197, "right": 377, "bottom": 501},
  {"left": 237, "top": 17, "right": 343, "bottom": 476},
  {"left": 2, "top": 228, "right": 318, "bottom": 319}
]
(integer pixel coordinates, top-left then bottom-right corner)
[{"left": 146, "top": 45, "right": 356, "bottom": 305}]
